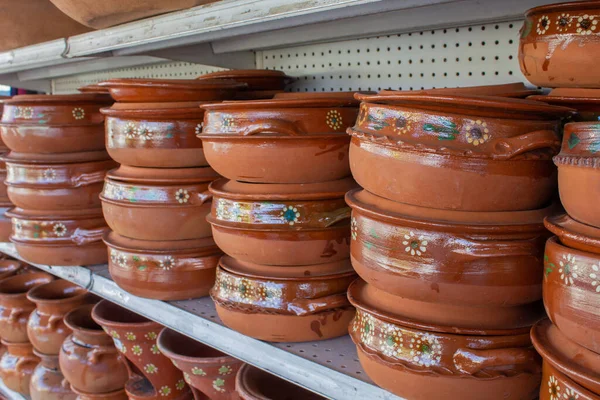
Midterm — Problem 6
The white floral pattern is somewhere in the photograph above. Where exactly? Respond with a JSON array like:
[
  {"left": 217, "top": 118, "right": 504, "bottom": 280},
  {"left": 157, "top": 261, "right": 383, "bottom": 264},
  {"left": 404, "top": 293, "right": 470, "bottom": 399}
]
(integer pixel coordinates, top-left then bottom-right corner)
[
  {"left": 42, "top": 168, "right": 57, "bottom": 181},
  {"left": 577, "top": 15, "right": 598, "bottom": 35},
  {"left": 402, "top": 232, "right": 428, "bottom": 256},
  {"left": 465, "top": 120, "right": 490, "bottom": 146},
  {"left": 53, "top": 223, "right": 67, "bottom": 237},
  {"left": 537, "top": 15, "right": 551, "bottom": 34},
  {"left": 195, "top": 123, "right": 203, "bottom": 135},
  {"left": 175, "top": 189, "right": 190, "bottom": 204},
  {"left": 409, "top": 333, "right": 442, "bottom": 367},
  {"left": 559, "top": 254, "right": 579, "bottom": 285},
  {"left": 556, "top": 13, "right": 572, "bottom": 32},
  {"left": 72, "top": 107, "right": 85, "bottom": 120},
  {"left": 159, "top": 256, "right": 176, "bottom": 270},
  {"left": 281, "top": 206, "right": 300, "bottom": 226},
  {"left": 590, "top": 265, "right": 600, "bottom": 293},
  {"left": 563, "top": 387, "right": 579, "bottom": 399},
  {"left": 351, "top": 217, "right": 358, "bottom": 241},
  {"left": 549, "top": 375, "right": 561, "bottom": 400}
]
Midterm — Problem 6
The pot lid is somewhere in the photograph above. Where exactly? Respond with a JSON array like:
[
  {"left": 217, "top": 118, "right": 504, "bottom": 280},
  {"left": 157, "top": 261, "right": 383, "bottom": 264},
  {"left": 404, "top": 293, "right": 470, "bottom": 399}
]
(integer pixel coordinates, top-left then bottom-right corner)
[
  {"left": 103, "top": 230, "right": 217, "bottom": 253},
  {"left": 201, "top": 96, "right": 360, "bottom": 111},
  {"left": 4, "top": 93, "right": 113, "bottom": 105},
  {"left": 6, "top": 207, "right": 104, "bottom": 220},
  {"left": 106, "top": 165, "right": 220, "bottom": 185},
  {"left": 1, "top": 150, "right": 111, "bottom": 164},
  {"left": 379, "top": 82, "right": 539, "bottom": 98},
  {"left": 272, "top": 91, "right": 369, "bottom": 103},
  {"left": 78, "top": 84, "right": 110, "bottom": 94},
  {"left": 529, "top": 88, "right": 600, "bottom": 105},
  {"left": 526, "top": 1, "right": 600, "bottom": 17},
  {"left": 209, "top": 177, "right": 357, "bottom": 201},
  {"left": 544, "top": 214, "right": 600, "bottom": 254}
]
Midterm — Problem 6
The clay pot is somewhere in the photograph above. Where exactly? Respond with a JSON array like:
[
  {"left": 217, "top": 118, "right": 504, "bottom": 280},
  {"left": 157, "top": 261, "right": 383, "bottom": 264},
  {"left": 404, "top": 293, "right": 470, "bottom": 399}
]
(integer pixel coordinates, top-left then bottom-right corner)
[
  {"left": 104, "top": 231, "right": 222, "bottom": 300},
  {"left": 91, "top": 300, "right": 193, "bottom": 400},
  {"left": 199, "top": 97, "right": 360, "bottom": 184},
  {"left": 379, "top": 82, "right": 540, "bottom": 98},
  {"left": 348, "top": 280, "right": 541, "bottom": 400},
  {"left": 211, "top": 256, "right": 356, "bottom": 342},
  {"left": 236, "top": 364, "right": 325, "bottom": 400},
  {"left": 78, "top": 85, "right": 110, "bottom": 94},
  {"left": 529, "top": 88, "right": 600, "bottom": 121},
  {"left": 3, "top": 152, "right": 117, "bottom": 210},
  {"left": 26, "top": 280, "right": 90, "bottom": 355},
  {"left": 346, "top": 188, "right": 554, "bottom": 308},
  {"left": 198, "top": 70, "right": 292, "bottom": 99},
  {"left": 0, "top": 272, "right": 54, "bottom": 342},
  {"left": 30, "top": 350, "right": 76, "bottom": 400},
  {"left": 101, "top": 165, "right": 218, "bottom": 241},
  {"left": 158, "top": 328, "right": 243, "bottom": 400},
  {"left": 7, "top": 208, "right": 109, "bottom": 266},
  {"left": 544, "top": 236, "right": 600, "bottom": 354},
  {"left": 60, "top": 305, "right": 129, "bottom": 394},
  {"left": 532, "top": 319, "right": 600, "bottom": 399},
  {"left": 70, "top": 387, "right": 129, "bottom": 400},
  {"left": 545, "top": 213, "right": 600, "bottom": 255},
  {"left": 207, "top": 178, "right": 355, "bottom": 266},
  {"left": 273, "top": 91, "right": 366, "bottom": 101},
  {"left": 519, "top": 1, "right": 600, "bottom": 88},
  {"left": 0, "top": 206, "right": 12, "bottom": 241},
  {"left": 0, "top": 259, "right": 25, "bottom": 280},
  {"left": 0, "top": 340, "right": 40, "bottom": 395},
  {"left": 0, "top": 94, "right": 113, "bottom": 154}
]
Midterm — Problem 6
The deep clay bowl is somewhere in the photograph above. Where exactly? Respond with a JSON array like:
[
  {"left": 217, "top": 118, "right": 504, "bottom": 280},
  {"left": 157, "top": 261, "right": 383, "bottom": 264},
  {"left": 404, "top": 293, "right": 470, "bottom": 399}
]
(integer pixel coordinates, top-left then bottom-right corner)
[
  {"left": 529, "top": 88, "right": 600, "bottom": 121},
  {"left": 235, "top": 364, "right": 326, "bottom": 400}
]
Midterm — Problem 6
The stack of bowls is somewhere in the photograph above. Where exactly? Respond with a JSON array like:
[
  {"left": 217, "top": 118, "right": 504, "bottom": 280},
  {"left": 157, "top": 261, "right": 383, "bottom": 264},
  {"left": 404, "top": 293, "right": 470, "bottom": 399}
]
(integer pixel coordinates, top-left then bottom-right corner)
[
  {"left": 0, "top": 96, "right": 13, "bottom": 241},
  {"left": 0, "top": 93, "right": 116, "bottom": 265},
  {"left": 345, "top": 87, "right": 573, "bottom": 399}
]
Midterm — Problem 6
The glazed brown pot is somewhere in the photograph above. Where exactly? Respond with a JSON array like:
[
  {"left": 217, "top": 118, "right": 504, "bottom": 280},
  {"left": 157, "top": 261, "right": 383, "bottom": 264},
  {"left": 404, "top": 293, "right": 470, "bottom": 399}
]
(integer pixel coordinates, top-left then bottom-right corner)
[
  {"left": 101, "top": 165, "right": 218, "bottom": 241},
  {"left": 70, "top": 387, "right": 129, "bottom": 400},
  {"left": 198, "top": 70, "right": 293, "bottom": 100},
  {"left": 207, "top": 178, "right": 355, "bottom": 266},
  {"left": 544, "top": 236, "right": 600, "bottom": 354},
  {"left": 158, "top": 328, "right": 243, "bottom": 400},
  {"left": 519, "top": 1, "right": 600, "bottom": 88},
  {"left": 545, "top": 213, "right": 600, "bottom": 255},
  {"left": 379, "top": 82, "right": 540, "bottom": 98},
  {"left": 348, "top": 280, "right": 541, "bottom": 400},
  {"left": 7, "top": 208, "right": 109, "bottom": 266},
  {"left": 0, "top": 259, "right": 25, "bottom": 280},
  {"left": 0, "top": 94, "right": 113, "bottom": 154},
  {"left": 350, "top": 93, "right": 572, "bottom": 211},
  {"left": 30, "top": 350, "right": 76, "bottom": 400},
  {"left": 346, "top": 188, "right": 553, "bottom": 309},
  {"left": 0, "top": 206, "right": 11, "bottom": 242},
  {"left": 211, "top": 256, "right": 356, "bottom": 342},
  {"left": 199, "top": 97, "right": 359, "bottom": 184},
  {"left": 60, "top": 305, "right": 129, "bottom": 394},
  {"left": 532, "top": 319, "right": 600, "bottom": 399},
  {"left": 529, "top": 88, "right": 600, "bottom": 121},
  {"left": 104, "top": 231, "right": 222, "bottom": 301},
  {"left": 235, "top": 364, "right": 325, "bottom": 400},
  {"left": 0, "top": 340, "right": 40, "bottom": 395},
  {"left": 92, "top": 300, "right": 193, "bottom": 400},
  {"left": 26, "top": 280, "right": 90, "bottom": 355},
  {"left": 0, "top": 272, "right": 54, "bottom": 342}
]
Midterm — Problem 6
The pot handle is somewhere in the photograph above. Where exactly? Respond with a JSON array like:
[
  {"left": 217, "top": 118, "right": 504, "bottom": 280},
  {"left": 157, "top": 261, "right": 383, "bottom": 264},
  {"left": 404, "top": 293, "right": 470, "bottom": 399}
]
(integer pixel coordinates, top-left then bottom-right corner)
[
  {"left": 196, "top": 190, "right": 213, "bottom": 205},
  {"left": 287, "top": 294, "right": 350, "bottom": 316},
  {"left": 48, "top": 314, "right": 63, "bottom": 329},
  {"left": 448, "top": 239, "right": 541, "bottom": 263},
  {"left": 88, "top": 347, "right": 114, "bottom": 364},
  {"left": 491, "top": 130, "right": 560, "bottom": 160},
  {"left": 61, "top": 378, "right": 70, "bottom": 389},
  {"left": 453, "top": 347, "right": 538, "bottom": 375},
  {"left": 70, "top": 170, "right": 107, "bottom": 187},
  {"left": 318, "top": 208, "right": 352, "bottom": 228},
  {"left": 71, "top": 227, "right": 110, "bottom": 246},
  {"left": 15, "top": 356, "right": 39, "bottom": 372},
  {"left": 241, "top": 119, "right": 306, "bottom": 136},
  {"left": 8, "top": 309, "right": 26, "bottom": 323}
]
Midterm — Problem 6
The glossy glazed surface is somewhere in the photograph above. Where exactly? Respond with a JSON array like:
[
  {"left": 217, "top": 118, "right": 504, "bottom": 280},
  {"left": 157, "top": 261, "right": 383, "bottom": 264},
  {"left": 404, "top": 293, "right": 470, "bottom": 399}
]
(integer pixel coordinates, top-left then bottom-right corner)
[
  {"left": 0, "top": 340, "right": 40, "bottom": 395},
  {"left": 235, "top": 364, "right": 326, "bottom": 400},
  {"left": 529, "top": 88, "right": 600, "bottom": 121},
  {"left": 545, "top": 213, "right": 600, "bottom": 254},
  {"left": 30, "top": 352, "right": 77, "bottom": 400}
]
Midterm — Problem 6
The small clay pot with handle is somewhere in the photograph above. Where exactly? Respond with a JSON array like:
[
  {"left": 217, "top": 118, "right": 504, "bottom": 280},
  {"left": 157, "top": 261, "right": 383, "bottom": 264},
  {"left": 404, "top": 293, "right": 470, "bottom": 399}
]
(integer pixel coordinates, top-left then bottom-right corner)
[
  {"left": 235, "top": 364, "right": 326, "bottom": 400},
  {"left": 30, "top": 350, "right": 77, "bottom": 400},
  {"left": 0, "top": 340, "right": 40, "bottom": 395}
]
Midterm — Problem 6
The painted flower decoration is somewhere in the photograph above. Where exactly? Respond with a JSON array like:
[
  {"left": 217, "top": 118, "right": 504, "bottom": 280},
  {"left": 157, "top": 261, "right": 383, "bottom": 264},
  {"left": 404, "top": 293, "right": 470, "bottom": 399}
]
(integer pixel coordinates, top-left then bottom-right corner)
[
  {"left": 281, "top": 205, "right": 300, "bottom": 226},
  {"left": 72, "top": 107, "right": 85, "bottom": 120},
  {"left": 559, "top": 254, "right": 579, "bottom": 285},
  {"left": 159, "top": 386, "right": 171, "bottom": 397},
  {"left": 144, "top": 364, "right": 158, "bottom": 374},
  {"left": 43, "top": 168, "right": 57, "bottom": 181},
  {"left": 219, "top": 365, "right": 232, "bottom": 375},
  {"left": 124, "top": 122, "right": 138, "bottom": 139},
  {"left": 393, "top": 115, "right": 412, "bottom": 135},
  {"left": 145, "top": 331, "right": 158, "bottom": 340},
  {"left": 110, "top": 331, "right": 120, "bottom": 339},
  {"left": 175, "top": 189, "right": 190, "bottom": 204},
  {"left": 151, "top": 344, "right": 160, "bottom": 355},
  {"left": 138, "top": 125, "right": 153, "bottom": 141},
  {"left": 16, "top": 107, "right": 34, "bottom": 119},
  {"left": 537, "top": 15, "right": 551, "bottom": 34},
  {"left": 549, "top": 375, "right": 561, "bottom": 400},
  {"left": 357, "top": 103, "right": 368, "bottom": 125},
  {"left": 577, "top": 15, "right": 598, "bottom": 35},
  {"left": 590, "top": 265, "right": 600, "bottom": 293},
  {"left": 176, "top": 380, "right": 186, "bottom": 391},
  {"left": 221, "top": 116, "right": 236, "bottom": 130},
  {"left": 183, "top": 372, "right": 191, "bottom": 383},
  {"left": 563, "top": 387, "right": 579, "bottom": 399},
  {"left": 125, "top": 332, "right": 136, "bottom": 341},
  {"left": 402, "top": 232, "right": 427, "bottom": 256},
  {"left": 351, "top": 217, "right": 358, "bottom": 241},
  {"left": 53, "top": 223, "right": 67, "bottom": 237},
  {"left": 116, "top": 253, "right": 128, "bottom": 269},
  {"left": 13, "top": 219, "right": 22, "bottom": 233},
  {"left": 360, "top": 313, "right": 376, "bottom": 345},
  {"left": 380, "top": 324, "right": 403, "bottom": 357},
  {"left": 465, "top": 120, "right": 490, "bottom": 146},
  {"left": 195, "top": 123, "right": 203, "bottom": 135},
  {"left": 409, "top": 333, "right": 442, "bottom": 367},
  {"left": 192, "top": 367, "right": 207, "bottom": 376},
  {"left": 556, "top": 13, "right": 572, "bottom": 32},
  {"left": 132, "top": 345, "right": 143, "bottom": 356},
  {"left": 326, "top": 110, "right": 343, "bottom": 130},
  {"left": 159, "top": 256, "right": 176, "bottom": 270},
  {"left": 213, "top": 378, "right": 226, "bottom": 393}
]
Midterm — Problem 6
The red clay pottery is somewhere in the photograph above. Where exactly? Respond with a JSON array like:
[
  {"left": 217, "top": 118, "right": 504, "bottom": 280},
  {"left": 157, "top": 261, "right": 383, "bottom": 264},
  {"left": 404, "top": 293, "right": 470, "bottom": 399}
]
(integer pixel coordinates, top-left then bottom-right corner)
[
  {"left": 211, "top": 256, "right": 356, "bottom": 342},
  {"left": 92, "top": 300, "right": 193, "bottom": 400},
  {"left": 0, "top": 94, "right": 113, "bottom": 154},
  {"left": 520, "top": 1, "right": 600, "bottom": 88},
  {"left": 26, "top": 280, "right": 90, "bottom": 355},
  {"left": 30, "top": 350, "right": 77, "bottom": 400},
  {"left": 529, "top": 88, "right": 600, "bottom": 121},
  {"left": 346, "top": 188, "right": 554, "bottom": 308},
  {"left": 0, "top": 259, "right": 25, "bottom": 280},
  {"left": 104, "top": 231, "right": 222, "bottom": 300},
  {"left": 235, "top": 364, "right": 325, "bottom": 400},
  {"left": 7, "top": 208, "right": 109, "bottom": 266},
  {"left": 158, "top": 328, "right": 243, "bottom": 400},
  {"left": 3, "top": 152, "right": 117, "bottom": 210},
  {"left": 60, "top": 305, "right": 129, "bottom": 394},
  {"left": 0, "top": 206, "right": 11, "bottom": 241},
  {"left": 544, "top": 236, "right": 600, "bottom": 354},
  {"left": 199, "top": 97, "right": 360, "bottom": 184},
  {"left": 379, "top": 82, "right": 540, "bottom": 98},
  {"left": 0, "top": 340, "right": 40, "bottom": 395},
  {"left": 101, "top": 165, "right": 218, "bottom": 241},
  {"left": 348, "top": 280, "right": 541, "bottom": 400},
  {"left": 208, "top": 178, "right": 355, "bottom": 266},
  {"left": 78, "top": 85, "right": 111, "bottom": 94},
  {"left": 198, "top": 70, "right": 292, "bottom": 99},
  {"left": 0, "top": 272, "right": 54, "bottom": 342},
  {"left": 70, "top": 387, "right": 129, "bottom": 400},
  {"left": 545, "top": 213, "right": 600, "bottom": 255}
]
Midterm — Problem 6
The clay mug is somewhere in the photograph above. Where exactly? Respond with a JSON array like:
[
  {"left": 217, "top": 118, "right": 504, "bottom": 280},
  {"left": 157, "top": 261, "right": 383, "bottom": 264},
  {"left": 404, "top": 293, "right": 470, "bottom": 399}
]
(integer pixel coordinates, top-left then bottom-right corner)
[
  {"left": 235, "top": 364, "right": 326, "bottom": 399},
  {"left": 30, "top": 350, "right": 76, "bottom": 400},
  {"left": 0, "top": 340, "right": 40, "bottom": 395}
]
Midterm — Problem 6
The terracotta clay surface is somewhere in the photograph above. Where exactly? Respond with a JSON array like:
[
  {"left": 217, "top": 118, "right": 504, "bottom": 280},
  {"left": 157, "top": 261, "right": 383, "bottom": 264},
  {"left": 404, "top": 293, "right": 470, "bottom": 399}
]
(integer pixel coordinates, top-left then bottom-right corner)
[
  {"left": 60, "top": 305, "right": 129, "bottom": 394},
  {"left": 104, "top": 231, "right": 222, "bottom": 300},
  {"left": 158, "top": 328, "right": 243, "bottom": 400},
  {"left": 30, "top": 351, "right": 77, "bottom": 400},
  {"left": 545, "top": 213, "right": 600, "bottom": 254},
  {"left": 519, "top": 1, "right": 600, "bottom": 87},
  {"left": 70, "top": 387, "right": 128, "bottom": 400},
  {"left": 198, "top": 69, "right": 292, "bottom": 99},
  {"left": 0, "top": 340, "right": 40, "bottom": 395},
  {"left": 0, "top": 259, "right": 25, "bottom": 280},
  {"left": 379, "top": 82, "right": 540, "bottom": 98},
  {"left": 529, "top": 88, "right": 600, "bottom": 121},
  {"left": 0, "top": 207, "right": 11, "bottom": 242},
  {"left": 236, "top": 364, "right": 326, "bottom": 400},
  {"left": 540, "top": 362, "right": 599, "bottom": 400},
  {"left": 101, "top": 165, "right": 218, "bottom": 241}
]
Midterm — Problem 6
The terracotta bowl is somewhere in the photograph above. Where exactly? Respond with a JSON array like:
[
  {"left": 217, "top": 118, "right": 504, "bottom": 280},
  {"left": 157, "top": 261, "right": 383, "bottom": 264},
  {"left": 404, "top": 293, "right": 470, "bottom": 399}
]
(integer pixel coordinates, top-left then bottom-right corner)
[
  {"left": 532, "top": 319, "right": 600, "bottom": 399},
  {"left": 379, "top": 82, "right": 540, "bottom": 98},
  {"left": 199, "top": 97, "right": 359, "bottom": 183},
  {"left": 211, "top": 255, "right": 357, "bottom": 342},
  {"left": 0, "top": 340, "right": 40, "bottom": 395},
  {"left": 104, "top": 231, "right": 222, "bottom": 300},
  {"left": 207, "top": 178, "right": 355, "bottom": 266},
  {"left": 0, "top": 259, "right": 24, "bottom": 280},
  {"left": 348, "top": 280, "right": 541, "bottom": 400},
  {"left": 7, "top": 208, "right": 109, "bottom": 266},
  {"left": 198, "top": 69, "right": 293, "bottom": 100},
  {"left": 236, "top": 364, "right": 326, "bottom": 400},
  {"left": 0, "top": 206, "right": 11, "bottom": 241},
  {"left": 101, "top": 165, "right": 218, "bottom": 241},
  {"left": 529, "top": 88, "right": 600, "bottom": 121},
  {"left": 519, "top": 1, "right": 600, "bottom": 88},
  {"left": 545, "top": 213, "right": 600, "bottom": 255}
]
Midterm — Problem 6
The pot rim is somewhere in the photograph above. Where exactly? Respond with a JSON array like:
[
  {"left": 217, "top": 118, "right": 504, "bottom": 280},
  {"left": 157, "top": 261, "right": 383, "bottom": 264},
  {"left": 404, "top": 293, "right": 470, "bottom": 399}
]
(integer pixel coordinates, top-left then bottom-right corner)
[
  {"left": 3, "top": 93, "right": 113, "bottom": 105},
  {"left": 25, "top": 279, "right": 87, "bottom": 304},
  {"left": 2, "top": 151, "right": 111, "bottom": 164},
  {"left": 63, "top": 304, "right": 108, "bottom": 336},
  {"left": 379, "top": 82, "right": 540, "bottom": 98},
  {"left": 91, "top": 300, "right": 159, "bottom": 330},
  {"left": 97, "top": 78, "right": 245, "bottom": 91},
  {"left": 206, "top": 214, "right": 351, "bottom": 232},
  {"left": 6, "top": 207, "right": 105, "bottom": 220},
  {"left": 157, "top": 328, "right": 236, "bottom": 364},
  {"left": 0, "top": 272, "right": 53, "bottom": 298},
  {"left": 529, "top": 94, "right": 600, "bottom": 106},
  {"left": 103, "top": 230, "right": 218, "bottom": 254},
  {"left": 10, "top": 237, "right": 99, "bottom": 248},
  {"left": 105, "top": 165, "right": 219, "bottom": 184},
  {"left": 544, "top": 214, "right": 600, "bottom": 254},
  {"left": 100, "top": 195, "right": 210, "bottom": 209},
  {"left": 198, "top": 69, "right": 291, "bottom": 80},
  {"left": 0, "top": 339, "right": 34, "bottom": 349},
  {"left": 197, "top": 133, "right": 350, "bottom": 140},
  {"left": 0, "top": 122, "right": 105, "bottom": 128},
  {"left": 525, "top": 0, "right": 600, "bottom": 17},
  {"left": 2, "top": 157, "right": 114, "bottom": 169},
  {"left": 100, "top": 106, "right": 205, "bottom": 119},
  {"left": 201, "top": 97, "right": 360, "bottom": 111}
]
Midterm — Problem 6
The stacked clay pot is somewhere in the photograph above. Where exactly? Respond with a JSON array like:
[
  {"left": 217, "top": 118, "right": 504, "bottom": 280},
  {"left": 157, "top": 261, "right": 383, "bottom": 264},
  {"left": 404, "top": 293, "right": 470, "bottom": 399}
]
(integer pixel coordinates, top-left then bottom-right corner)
[
  {"left": 0, "top": 93, "right": 116, "bottom": 266},
  {"left": 345, "top": 86, "right": 574, "bottom": 399},
  {"left": 0, "top": 97, "right": 15, "bottom": 241},
  {"left": 235, "top": 364, "right": 326, "bottom": 400},
  {"left": 199, "top": 92, "right": 361, "bottom": 342}
]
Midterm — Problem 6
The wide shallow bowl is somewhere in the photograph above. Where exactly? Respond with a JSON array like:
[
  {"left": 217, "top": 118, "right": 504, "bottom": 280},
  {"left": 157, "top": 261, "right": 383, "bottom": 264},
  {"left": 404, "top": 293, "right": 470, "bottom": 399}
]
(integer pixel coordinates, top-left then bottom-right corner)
[
  {"left": 211, "top": 255, "right": 357, "bottom": 342},
  {"left": 0, "top": 340, "right": 40, "bottom": 395},
  {"left": 198, "top": 69, "right": 293, "bottom": 99},
  {"left": 104, "top": 231, "right": 222, "bottom": 300},
  {"left": 207, "top": 178, "right": 355, "bottom": 265},
  {"left": 199, "top": 97, "right": 359, "bottom": 183},
  {"left": 7, "top": 208, "right": 109, "bottom": 266},
  {"left": 348, "top": 280, "right": 541, "bottom": 400},
  {"left": 544, "top": 236, "right": 600, "bottom": 353},
  {"left": 529, "top": 88, "right": 600, "bottom": 121},
  {"left": 519, "top": 1, "right": 600, "bottom": 88},
  {"left": 235, "top": 364, "right": 326, "bottom": 400},
  {"left": 532, "top": 319, "right": 600, "bottom": 399},
  {"left": 545, "top": 213, "right": 600, "bottom": 254},
  {"left": 101, "top": 165, "right": 219, "bottom": 240}
]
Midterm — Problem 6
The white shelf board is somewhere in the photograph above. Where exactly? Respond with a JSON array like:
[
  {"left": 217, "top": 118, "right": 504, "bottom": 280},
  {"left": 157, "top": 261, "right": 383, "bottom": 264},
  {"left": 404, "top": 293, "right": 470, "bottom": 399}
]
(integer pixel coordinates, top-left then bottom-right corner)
[{"left": 0, "top": 242, "right": 402, "bottom": 400}]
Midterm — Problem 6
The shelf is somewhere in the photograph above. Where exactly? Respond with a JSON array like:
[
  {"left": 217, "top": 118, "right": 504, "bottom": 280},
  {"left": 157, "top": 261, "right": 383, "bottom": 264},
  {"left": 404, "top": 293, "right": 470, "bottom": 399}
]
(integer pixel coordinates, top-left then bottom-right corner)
[{"left": 0, "top": 242, "right": 402, "bottom": 400}]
